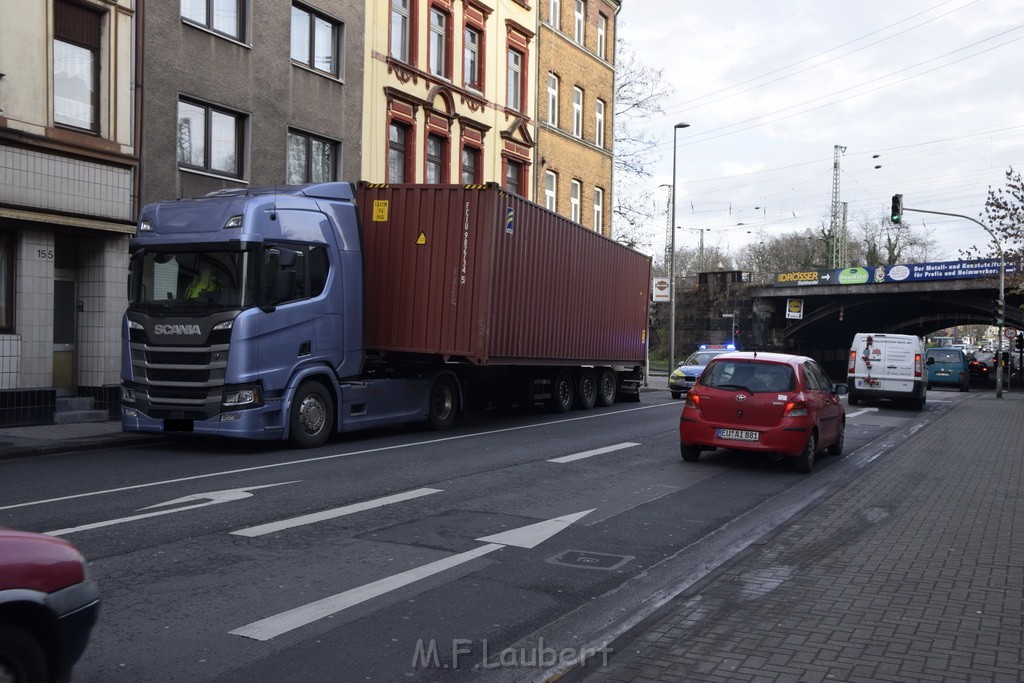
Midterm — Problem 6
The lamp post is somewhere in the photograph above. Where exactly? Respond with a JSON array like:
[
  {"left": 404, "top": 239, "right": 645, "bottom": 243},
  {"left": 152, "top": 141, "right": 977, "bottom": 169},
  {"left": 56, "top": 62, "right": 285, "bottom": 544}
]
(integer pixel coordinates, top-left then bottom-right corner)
[{"left": 668, "top": 122, "right": 690, "bottom": 373}]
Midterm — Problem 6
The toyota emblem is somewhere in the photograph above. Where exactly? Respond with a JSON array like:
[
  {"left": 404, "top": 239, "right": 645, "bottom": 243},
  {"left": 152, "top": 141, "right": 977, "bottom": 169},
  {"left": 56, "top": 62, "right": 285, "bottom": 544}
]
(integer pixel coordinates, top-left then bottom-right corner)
[{"left": 735, "top": 394, "right": 747, "bottom": 403}]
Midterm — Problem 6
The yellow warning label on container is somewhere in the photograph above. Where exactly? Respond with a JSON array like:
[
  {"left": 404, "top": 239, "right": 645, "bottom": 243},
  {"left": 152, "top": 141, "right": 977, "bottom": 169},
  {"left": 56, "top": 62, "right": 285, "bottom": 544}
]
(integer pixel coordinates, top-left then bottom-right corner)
[
  {"left": 372, "top": 200, "right": 389, "bottom": 222},
  {"left": 416, "top": 232, "right": 427, "bottom": 245}
]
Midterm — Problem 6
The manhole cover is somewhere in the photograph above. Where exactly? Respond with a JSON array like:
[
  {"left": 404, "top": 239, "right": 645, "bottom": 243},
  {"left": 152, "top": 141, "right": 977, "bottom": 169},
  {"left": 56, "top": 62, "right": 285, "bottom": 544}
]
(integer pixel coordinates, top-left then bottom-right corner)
[{"left": 547, "top": 549, "right": 634, "bottom": 571}]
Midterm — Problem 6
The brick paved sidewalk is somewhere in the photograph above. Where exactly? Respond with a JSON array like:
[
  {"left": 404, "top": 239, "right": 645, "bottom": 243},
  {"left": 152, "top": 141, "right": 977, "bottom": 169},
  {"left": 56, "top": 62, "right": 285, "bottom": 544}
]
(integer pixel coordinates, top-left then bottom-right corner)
[{"left": 579, "top": 394, "right": 1024, "bottom": 682}]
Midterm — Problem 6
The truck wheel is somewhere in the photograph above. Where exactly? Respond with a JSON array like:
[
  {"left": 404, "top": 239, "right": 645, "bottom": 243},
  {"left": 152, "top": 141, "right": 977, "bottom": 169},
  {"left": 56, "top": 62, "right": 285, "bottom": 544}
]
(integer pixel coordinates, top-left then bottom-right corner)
[
  {"left": 596, "top": 369, "right": 616, "bottom": 407},
  {"left": 428, "top": 376, "right": 458, "bottom": 430},
  {"left": 576, "top": 369, "right": 597, "bottom": 410},
  {"left": 0, "top": 624, "right": 49, "bottom": 683},
  {"left": 794, "top": 431, "right": 817, "bottom": 473},
  {"left": 289, "top": 381, "right": 334, "bottom": 448},
  {"left": 548, "top": 369, "right": 575, "bottom": 413}
]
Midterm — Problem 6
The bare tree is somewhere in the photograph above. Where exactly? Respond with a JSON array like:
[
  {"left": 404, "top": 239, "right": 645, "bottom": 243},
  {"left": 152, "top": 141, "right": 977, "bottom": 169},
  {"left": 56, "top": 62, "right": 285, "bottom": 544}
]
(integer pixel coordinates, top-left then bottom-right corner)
[
  {"left": 980, "top": 166, "right": 1024, "bottom": 293},
  {"left": 858, "top": 214, "right": 932, "bottom": 265},
  {"left": 612, "top": 36, "right": 673, "bottom": 247}
]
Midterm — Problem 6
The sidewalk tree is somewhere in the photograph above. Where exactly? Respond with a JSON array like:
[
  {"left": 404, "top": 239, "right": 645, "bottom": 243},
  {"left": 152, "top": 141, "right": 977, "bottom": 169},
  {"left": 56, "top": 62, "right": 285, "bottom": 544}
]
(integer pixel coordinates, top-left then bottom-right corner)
[{"left": 979, "top": 166, "right": 1024, "bottom": 293}]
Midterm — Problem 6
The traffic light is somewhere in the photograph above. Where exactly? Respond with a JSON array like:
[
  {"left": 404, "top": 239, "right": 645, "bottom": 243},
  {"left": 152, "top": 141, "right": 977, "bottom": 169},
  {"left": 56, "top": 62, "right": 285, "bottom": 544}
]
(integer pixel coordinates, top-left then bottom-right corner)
[
  {"left": 992, "top": 299, "right": 1004, "bottom": 326},
  {"left": 1016, "top": 333, "right": 1024, "bottom": 351},
  {"left": 890, "top": 194, "right": 903, "bottom": 224}
]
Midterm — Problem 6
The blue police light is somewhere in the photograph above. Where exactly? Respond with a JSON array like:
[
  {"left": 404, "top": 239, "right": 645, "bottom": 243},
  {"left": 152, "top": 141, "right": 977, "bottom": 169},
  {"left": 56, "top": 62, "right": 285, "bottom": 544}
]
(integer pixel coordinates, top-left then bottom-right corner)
[
  {"left": 698, "top": 344, "right": 708, "bottom": 350},
  {"left": 726, "top": 343, "right": 736, "bottom": 350}
]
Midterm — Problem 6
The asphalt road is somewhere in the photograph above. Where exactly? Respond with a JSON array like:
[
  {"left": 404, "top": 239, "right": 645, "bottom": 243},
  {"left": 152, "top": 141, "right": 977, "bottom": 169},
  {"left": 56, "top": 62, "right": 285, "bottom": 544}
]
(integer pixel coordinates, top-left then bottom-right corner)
[{"left": 0, "top": 387, "right": 975, "bottom": 682}]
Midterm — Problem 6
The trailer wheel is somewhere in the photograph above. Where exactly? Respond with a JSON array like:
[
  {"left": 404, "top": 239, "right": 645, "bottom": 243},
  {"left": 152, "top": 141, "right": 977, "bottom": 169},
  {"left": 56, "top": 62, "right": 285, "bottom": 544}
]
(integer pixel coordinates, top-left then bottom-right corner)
[
  {"left": 576, "top": 369, "right": 598, "bottom": 410},
  {"left": 428, "top": 376, "right": 458, "bottom": 430},
  {"left": 289, "top": 381, "right": 334, "bottom": 448},
  {"left": 596, "top": 369, "right": 617, "bottom": 407},
  {"left": 548, "top": 369, "right": 575, "bottom": 413}
]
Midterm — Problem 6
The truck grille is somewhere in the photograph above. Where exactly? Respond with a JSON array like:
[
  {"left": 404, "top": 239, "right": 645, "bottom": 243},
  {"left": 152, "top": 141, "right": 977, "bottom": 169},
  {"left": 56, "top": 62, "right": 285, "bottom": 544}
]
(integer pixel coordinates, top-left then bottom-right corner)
[{"left": 129, "top": 339, "right": 230, "bottom": 419}]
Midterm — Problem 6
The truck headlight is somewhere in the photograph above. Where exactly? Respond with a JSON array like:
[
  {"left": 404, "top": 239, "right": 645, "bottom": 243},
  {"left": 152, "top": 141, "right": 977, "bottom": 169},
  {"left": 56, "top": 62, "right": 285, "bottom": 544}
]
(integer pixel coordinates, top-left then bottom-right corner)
[{"left": 222, "top": 385, "right": 262, "bottom": 409}]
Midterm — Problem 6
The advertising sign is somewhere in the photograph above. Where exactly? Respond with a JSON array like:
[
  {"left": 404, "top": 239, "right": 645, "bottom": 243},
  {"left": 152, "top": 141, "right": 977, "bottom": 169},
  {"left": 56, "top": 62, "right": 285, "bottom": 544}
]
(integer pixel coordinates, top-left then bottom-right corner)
[
  {"left": 652, "top": 277, "right": 670, "bottom": 302},
  {"left": 785, "top": 299, "right": 804, "bottom": 319},
  {"left": 773, "top": 258, "right": 1020, "bottom": 287}
]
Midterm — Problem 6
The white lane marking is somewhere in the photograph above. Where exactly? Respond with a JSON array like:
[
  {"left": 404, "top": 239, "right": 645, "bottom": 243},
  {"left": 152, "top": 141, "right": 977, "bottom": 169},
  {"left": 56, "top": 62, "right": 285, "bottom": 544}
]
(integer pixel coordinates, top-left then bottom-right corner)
[
  {"left": 230, "top": 509, "right": 594, "bottom": 641},
  {"left": 45, "top": 482, "right": 299, "bottom": 537},
  {"left": 548, "top": 442, "right": 640, "bottom": 464},
  {"left": 230, "top": 487, "right": 443, "bottom": 537},
  {"left": 845, "top": 407, "right": 880, "bottom": 418},
  {"left": 1, "top": 403, "right": 674, "bottom": 512}
]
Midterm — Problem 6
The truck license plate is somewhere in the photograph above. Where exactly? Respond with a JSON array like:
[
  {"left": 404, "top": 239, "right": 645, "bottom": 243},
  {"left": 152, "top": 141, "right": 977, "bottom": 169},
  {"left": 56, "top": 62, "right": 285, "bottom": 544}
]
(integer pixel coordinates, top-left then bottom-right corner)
[{"left": 717, "top": 428, "right": 759, "bottom": 442}]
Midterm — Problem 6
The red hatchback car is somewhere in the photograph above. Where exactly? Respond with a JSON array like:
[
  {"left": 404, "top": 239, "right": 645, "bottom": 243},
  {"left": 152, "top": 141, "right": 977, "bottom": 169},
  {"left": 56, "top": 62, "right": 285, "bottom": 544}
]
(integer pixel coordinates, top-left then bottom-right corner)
[{"left": 679, "top": 352, "right": 848, "bottom": 472}]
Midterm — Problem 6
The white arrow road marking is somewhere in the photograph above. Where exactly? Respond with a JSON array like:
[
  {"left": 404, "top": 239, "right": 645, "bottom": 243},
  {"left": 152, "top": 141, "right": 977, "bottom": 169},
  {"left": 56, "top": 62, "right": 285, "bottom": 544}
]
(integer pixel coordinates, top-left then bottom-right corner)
[
  {"left": 231, "top": 487, "right": 443, "bottom": 537},
  {"left": 548, "top": 442, "right": 639, "bottom": 464},
  {"left": 845, "top": 407, "right": 880, "bottom": 418},
  {"left": 230, "top": 509, "right": 595, "bottom": 641},
  {"left": 45, "top": 482, "right": 300, "bottom": 537}
]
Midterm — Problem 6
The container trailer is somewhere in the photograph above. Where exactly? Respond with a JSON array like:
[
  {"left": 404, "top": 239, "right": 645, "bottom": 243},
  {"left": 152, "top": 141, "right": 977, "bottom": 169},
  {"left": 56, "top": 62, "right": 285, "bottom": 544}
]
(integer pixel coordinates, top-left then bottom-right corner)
[{"left": 121, "top": 182, "right": 651, "bottom": 447}]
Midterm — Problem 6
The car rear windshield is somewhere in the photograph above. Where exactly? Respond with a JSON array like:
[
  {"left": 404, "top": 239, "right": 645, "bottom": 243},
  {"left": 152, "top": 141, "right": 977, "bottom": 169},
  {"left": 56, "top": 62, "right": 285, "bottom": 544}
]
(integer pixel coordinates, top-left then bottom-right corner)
[
  {"left": 703, "top": 360, "right": 795, "bottom": 393},
  {"left": 928, "top": 350, "right": 962, "bottom": 363}
]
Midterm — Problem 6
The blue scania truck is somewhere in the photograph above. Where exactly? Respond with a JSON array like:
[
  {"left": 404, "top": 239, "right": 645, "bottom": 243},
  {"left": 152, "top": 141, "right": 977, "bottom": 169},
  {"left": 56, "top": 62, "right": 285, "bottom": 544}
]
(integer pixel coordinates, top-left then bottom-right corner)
[{"left": 121, "top": 182, "right": 651, "bottom": 448}]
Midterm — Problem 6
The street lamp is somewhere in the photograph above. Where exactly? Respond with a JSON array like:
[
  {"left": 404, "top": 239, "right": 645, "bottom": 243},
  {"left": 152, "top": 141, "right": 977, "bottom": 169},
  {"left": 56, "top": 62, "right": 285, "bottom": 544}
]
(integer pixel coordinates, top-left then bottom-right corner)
[{"left": 668, "top": 122, "right": 691, "bottom": 373}]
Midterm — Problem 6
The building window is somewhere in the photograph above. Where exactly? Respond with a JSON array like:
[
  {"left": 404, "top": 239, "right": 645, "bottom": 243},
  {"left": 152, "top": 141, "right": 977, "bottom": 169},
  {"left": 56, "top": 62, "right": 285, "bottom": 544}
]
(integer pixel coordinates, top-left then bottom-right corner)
[
  {"left": 388, "top": 122, "right": 410, "bottom": 183},
  {"left": 287, "top": 130, "right": 337, "bottom": 184},
  {"left": 177, "top": 99, "right": 244, "bottom": 176},
  {"left": 180, "top": 0, "right": 243, "bottom": 40},
  {"left": 549, "top": 0, "right": 560, "bottom": 29},
  {"left": 461, "top": 146, "right": 479, "bottom": 184},
  {"left": 572, "top": 87, "right": 583, "bottom": 138},
  {"left": 390, "top": 0, "right": 412, "bottom": 63},
  {"left": 426, "top": 133, "right": 446, "bottom": 183},
  {"left": 574, "top": 0, "right": 585, "bottom": 45},
  {"left": 570, "top": 180, "right": 581, "bottom": 223},
  {"left": 428, "top": 7, "right": 450, "bottom": 78},
  {"left": 507, "top": 48, "right": 523, "bottom": 111},
  {"left": 505, "top": 160, "right": 522, "bottom": 195},
  {"left": 291, "top": 4, "right": 342, "bottom": 77},
  {"left": 593, "top": 187, "right": 604, "bottom": 232},
  {"left": 545, "top": 171, "right": 557, "bottom": 211},
  {"left": 595, "top": 98, "right": 605, "bottom": 147},
  {"left": 53, "top": 0, "right": 102, "bottom": 131},
  {"left": 547, "top": 73, "right": 559, "bottom": 126},
  {"left": 0, "top": 231, "right": 12, "bottom": 333},
  {"left": 597, "top": 13, "right": 607, "bottom": 59},
  {"left": 464, "top": 26, "right": 481, "bottom": 90}
]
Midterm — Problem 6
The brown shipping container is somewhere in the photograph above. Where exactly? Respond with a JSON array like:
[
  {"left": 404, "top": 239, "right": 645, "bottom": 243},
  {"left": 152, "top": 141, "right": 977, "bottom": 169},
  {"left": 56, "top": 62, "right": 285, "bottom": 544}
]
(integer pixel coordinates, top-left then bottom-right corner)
[{"left": 356, "top": 183, "right": 652, "bottom": 366}]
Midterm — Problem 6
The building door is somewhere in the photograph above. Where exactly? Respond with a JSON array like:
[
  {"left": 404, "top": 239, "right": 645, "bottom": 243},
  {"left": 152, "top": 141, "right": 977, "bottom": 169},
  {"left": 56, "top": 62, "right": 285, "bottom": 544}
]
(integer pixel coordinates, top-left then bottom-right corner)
[{"left": 52, "top": 277, "right": 76, "bottom": 394}]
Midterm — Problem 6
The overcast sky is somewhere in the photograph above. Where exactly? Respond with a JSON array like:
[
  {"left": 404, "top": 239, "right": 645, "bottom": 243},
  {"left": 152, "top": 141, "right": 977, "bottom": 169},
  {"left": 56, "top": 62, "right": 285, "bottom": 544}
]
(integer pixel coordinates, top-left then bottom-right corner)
[{"left": 615, "top": 0, "right": 1024, "bottom": 265}]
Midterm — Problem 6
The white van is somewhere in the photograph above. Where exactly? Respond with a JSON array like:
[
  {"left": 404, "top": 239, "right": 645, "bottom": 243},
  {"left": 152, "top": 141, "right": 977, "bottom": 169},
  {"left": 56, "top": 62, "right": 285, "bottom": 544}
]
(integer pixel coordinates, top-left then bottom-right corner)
[{"left": 847, "top": 333, "right": 927, "bottom": 410}]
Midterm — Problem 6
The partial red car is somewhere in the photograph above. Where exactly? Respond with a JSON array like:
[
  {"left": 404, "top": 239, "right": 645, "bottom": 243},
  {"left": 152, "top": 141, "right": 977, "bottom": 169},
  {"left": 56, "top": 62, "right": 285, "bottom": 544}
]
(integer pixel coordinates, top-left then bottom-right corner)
[
  {"left": 679, "top": 352, "right": 848, "bottom": 473},
  {"left": 0, "top": 528, "right": 100, "bottom": 683}
]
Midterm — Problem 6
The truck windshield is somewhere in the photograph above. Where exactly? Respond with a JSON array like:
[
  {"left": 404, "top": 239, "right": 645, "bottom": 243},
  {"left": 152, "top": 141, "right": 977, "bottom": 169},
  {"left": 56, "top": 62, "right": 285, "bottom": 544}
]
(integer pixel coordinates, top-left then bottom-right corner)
[{"left": 128, "top": 249, "right": 255, "bottom": 312}]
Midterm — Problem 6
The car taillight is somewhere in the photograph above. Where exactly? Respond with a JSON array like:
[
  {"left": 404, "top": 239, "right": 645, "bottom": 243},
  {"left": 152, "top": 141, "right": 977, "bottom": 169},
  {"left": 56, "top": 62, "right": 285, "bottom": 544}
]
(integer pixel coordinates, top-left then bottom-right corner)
[
  {"left": 685, "top": 393, "right": 702, "bottom": 411},
  {"left": 914, "top": 353, "right": 923, "bottom": 378},
  {"left": 783, "top": 400, "right": 808, "bottom": 417},
  {"left": 848, "top": 350, "right": 856, "bottom": 374}
]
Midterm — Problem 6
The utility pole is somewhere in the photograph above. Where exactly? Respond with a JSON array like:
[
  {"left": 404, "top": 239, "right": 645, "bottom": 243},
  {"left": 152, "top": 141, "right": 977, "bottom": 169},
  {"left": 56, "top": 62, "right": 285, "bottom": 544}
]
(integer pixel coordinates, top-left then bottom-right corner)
[{"left": 828, "top": 145, "right": 847, "bottom": 269}]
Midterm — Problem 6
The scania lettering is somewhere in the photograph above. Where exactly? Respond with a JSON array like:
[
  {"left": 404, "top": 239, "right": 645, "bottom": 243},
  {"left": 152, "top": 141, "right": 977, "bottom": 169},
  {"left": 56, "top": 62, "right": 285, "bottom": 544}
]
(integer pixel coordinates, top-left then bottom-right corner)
[{"left": 121, "top": 182, "right": 651, "bottom": 448}]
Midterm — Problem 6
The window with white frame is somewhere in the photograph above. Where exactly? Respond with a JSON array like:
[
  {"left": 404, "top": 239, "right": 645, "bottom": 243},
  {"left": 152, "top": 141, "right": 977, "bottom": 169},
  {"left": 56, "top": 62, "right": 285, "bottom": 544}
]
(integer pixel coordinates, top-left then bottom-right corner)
[
  {"left": 390, "top": 0, "right": 412, "bottom": 63},
  {"left": 287, "top": 130, "right": 337, "bottom": 184},
  {"left": 593, "top": 187, "right": 604, "bottom": 232},
  {"left": 463, "top": 26, "right": 481, "bottom": 90},
  {"left": 177, "top": 98, "right": 244, "bottom": 176},
  {"left": 181, "top": 0, "right": 244, "bottom": 40},
  {"left": 507, "top": 48, "right": 523, "bottom": 111},
  {"left": 291, "top": 4, "right": 342, "bottom": 77},
  {"left": 429, "top": 7, "right": 449, "bottom": 78},
  {"left": 570, "top": 180, "right": 581, "bottom": 223},
  {"left": 549, "top": 0, "right": 560, "bottom": 29},
  {"left": 595, "top": 98, "right": 605, "bottom": 147},
  {"left": 572, "top": 87, "right": 583, "bottom": 138},
  {"left": 574, "top": 0, "right": 585, "bottom": 45},
  {"left": 547, "top": 73, "right": 559, "bottom": 126},
  {"left": 54, "top": 0, "right": 103, "bottom": 132},
  {"left": 597, "top": 13, "right": 607, "bottom": 59},
  {"left": 545, "top": 171, "right": 557, "bottom": 211}
]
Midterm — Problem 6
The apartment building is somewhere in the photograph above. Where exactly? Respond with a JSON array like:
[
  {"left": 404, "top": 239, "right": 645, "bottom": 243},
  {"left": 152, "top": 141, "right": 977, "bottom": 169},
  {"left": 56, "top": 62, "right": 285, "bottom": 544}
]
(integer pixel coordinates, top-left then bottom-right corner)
[
  {"left": 0, "top": 0, "right": 138, "bottom": 426},
  {"left": 535, "top": 0, "right": 618, "bottom": 236},
  {"left": 363, "top": 0, "right": 537, "bottom": 194}
]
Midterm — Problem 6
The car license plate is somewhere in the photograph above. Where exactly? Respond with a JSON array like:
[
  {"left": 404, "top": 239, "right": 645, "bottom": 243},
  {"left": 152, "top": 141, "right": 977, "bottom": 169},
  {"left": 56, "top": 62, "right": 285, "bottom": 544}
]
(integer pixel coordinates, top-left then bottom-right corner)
[
  {"left": 936, "top": 371, "right": 949, "bottom": 376},
  {"left": 717, "top": 428, "right": 759, "bottom": 442}
]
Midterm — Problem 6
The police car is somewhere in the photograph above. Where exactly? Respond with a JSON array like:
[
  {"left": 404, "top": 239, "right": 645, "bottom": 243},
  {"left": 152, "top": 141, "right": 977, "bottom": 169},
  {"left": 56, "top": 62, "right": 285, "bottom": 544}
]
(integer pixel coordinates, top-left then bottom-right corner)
[{"left": 668, "top": 344, "right": 735, "bottom": 399}]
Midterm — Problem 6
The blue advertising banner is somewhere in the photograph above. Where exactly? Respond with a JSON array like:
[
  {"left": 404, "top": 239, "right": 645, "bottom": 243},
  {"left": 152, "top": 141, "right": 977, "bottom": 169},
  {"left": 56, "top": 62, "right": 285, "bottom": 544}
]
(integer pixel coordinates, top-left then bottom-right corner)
[{"left": 773, "top": 258, "right": 1021, "bottom": 287}]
